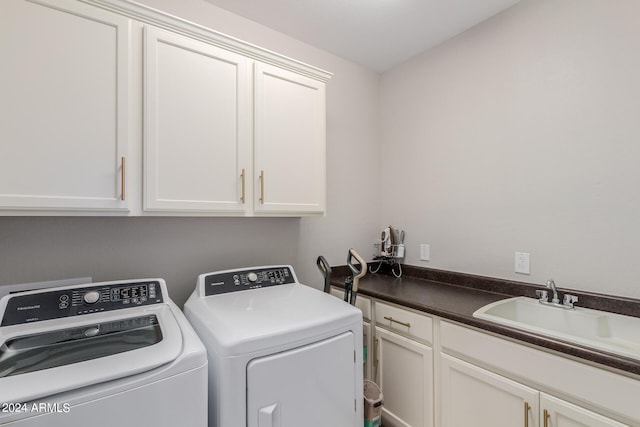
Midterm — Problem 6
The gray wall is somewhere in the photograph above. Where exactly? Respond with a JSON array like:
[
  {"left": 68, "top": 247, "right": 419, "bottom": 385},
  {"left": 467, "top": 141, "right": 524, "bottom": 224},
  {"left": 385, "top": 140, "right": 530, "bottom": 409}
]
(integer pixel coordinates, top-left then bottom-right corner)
[
  {"left": 0, "top": 217, "right": 300, "bottom": 305},
  {"left": 380, "top": 0, "right": 640, "bottom": 298}
]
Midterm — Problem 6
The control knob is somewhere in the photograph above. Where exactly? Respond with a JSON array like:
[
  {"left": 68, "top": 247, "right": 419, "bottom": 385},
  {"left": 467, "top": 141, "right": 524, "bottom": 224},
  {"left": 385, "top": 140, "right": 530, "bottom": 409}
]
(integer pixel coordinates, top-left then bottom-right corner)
[
  {"left": 83, "top": 290, "right": 101, "bottom": 304},
  {"left": 247, "top": 272, "right": 258, "bottom": 282}
]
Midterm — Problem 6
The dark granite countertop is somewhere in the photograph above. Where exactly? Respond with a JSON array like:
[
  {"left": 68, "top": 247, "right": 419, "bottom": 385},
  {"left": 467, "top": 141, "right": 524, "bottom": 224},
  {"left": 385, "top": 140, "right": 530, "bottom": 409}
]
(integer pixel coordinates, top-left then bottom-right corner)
[{"left": 330, "top": 264, "right": 640, "bottom": 377}]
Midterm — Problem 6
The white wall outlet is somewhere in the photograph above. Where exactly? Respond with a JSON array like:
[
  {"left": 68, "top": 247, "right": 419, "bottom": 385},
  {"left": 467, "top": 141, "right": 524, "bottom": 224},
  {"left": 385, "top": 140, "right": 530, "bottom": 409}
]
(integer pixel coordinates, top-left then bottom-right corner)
[
  {"left": 420, "top": 244, "right": 430, "bottom": 261},
  {"left": 515, "top": 251, "right": 530, "bottom": 274}
]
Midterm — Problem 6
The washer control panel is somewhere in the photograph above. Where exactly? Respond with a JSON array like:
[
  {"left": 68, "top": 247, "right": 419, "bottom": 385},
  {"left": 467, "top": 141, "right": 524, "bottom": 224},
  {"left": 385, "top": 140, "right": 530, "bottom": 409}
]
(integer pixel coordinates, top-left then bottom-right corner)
[
  {"left": 204, "top": 266, "right": 295, "bottom": 296},
  {"left": 1, "top": 280, "right": 164, "bottom": 326}
]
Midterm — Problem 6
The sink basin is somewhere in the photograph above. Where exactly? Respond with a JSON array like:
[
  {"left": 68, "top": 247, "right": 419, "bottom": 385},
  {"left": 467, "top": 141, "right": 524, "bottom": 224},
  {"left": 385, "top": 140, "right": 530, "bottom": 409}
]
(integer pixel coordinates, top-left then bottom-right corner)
[{"left": 473, "top": 297, "right": 640, "bottom": 361}]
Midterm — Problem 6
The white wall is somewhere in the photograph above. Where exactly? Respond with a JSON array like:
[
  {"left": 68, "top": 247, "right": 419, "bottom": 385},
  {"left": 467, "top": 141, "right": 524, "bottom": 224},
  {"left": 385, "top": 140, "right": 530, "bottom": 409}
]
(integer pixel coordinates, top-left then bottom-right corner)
[
  {"left": 0, "top": 0, "right": 381, "bottom": 305},
  {"left": 380, "top": 0, "right": 640, "bottom": 298}
]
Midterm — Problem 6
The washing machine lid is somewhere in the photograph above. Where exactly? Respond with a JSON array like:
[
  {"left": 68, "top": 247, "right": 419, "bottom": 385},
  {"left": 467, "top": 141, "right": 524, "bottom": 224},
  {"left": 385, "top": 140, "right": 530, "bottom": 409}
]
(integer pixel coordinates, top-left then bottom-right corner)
[
  {"left": 185, "top": 267, "right": 361, "bottom": 355},
  {"left": 0, "top": 279, "right": 183, "bottom": 404}
]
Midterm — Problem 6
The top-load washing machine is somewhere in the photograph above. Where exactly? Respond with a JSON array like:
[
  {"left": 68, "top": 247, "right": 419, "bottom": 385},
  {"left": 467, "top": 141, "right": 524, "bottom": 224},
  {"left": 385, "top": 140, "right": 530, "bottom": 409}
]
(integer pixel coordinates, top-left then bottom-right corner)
[
  {"left": 184, "top": 265, "right": 363, "bottom": 427},
  {"left": 0, "top": 278, "right": 207, "bottom": 427}
]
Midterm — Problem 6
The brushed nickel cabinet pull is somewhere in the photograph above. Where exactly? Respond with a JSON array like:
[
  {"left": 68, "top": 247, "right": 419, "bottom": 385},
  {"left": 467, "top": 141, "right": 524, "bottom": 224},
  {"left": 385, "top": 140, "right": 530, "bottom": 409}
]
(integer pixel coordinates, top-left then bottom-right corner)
[
  {"left": 121, "top": 156, "right": 126, "bottom": 201},
  {"left": 384, "top": 316, "right": 411, "bottom": 328},
  {"left": 240, "top": 168, "right": 246, "bottom": 203},
  {"left": 374, "top": 337, "right": 379, "bottom": 366},
  {"left": 543, "top": 409, "right": 549, "bottom": 427},
  {"left": 259, "top": 170, "right": 265, "bottom": 204},
  {"left": 524, "top": 402, "right": 530, "bottom": 427}
]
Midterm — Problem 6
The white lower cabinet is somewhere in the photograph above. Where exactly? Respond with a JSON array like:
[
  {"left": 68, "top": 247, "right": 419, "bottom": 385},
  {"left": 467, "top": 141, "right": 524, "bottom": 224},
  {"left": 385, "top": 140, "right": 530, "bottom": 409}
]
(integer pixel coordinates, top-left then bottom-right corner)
[
  {"left": 375, "top": 326, "right": 433, "bottom": 427},
  {"left": 440, "top": 354, "right": 538, "bottom": 427},
  {"left": 441, "top": 353, "right": 627, "bottom": 427},
  {"left": 373, "top": 302, "right": 434, "bottom": 426},
  {"left": 540, "top": 394, "right": 627, "bottom": 427},
  {"left": 439, "top": 321, "right": 635, "bottom": 427},
  {"left": 323, "top": 295, "right": 637, "bottom": 427},
  {"left": 373, "top": 301, "right": 434, "bottom": 427}
]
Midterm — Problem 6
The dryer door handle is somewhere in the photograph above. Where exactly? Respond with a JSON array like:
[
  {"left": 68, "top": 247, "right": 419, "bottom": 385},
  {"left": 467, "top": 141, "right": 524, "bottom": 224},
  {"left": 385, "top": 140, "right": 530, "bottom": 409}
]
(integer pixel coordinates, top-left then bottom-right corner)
[{"left": 258, "top": 403, "right": 280, "bottom": 427}]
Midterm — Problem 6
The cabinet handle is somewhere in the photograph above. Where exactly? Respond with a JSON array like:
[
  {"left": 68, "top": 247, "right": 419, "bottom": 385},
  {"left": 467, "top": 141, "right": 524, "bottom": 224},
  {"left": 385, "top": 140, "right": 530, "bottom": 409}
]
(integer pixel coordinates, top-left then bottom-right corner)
[
  {"left": 383, "top": 316, "right": 411, "bottom": 329},
  {"left": 374, "top": 337, "right": 379, "bottom": 366},
  {"left": 543, "top": 409, "right": 549, "bottom": 427},
  {"left": 524, "top": 402, "right": 530, "bottom": 427},
  {"left": 240, "top": 168, "right": 246, "bottom": 203},
  {"left": 259, "top": 170, "right": 265, "bottom": 204},
  {"left": 121, "top": 156, "right": 126, "bottom": 201}
]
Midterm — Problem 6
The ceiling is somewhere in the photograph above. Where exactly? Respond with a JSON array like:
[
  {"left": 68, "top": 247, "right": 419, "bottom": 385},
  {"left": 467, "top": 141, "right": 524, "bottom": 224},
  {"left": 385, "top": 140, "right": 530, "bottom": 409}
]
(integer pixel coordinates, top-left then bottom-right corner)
[{"left": 203, "top": 0, "right": 521, "bottom": 72}]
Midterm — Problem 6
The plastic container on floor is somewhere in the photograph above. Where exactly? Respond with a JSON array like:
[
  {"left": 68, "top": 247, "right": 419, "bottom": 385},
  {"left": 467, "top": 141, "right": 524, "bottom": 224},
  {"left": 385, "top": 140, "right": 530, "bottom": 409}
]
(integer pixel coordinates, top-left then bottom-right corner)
[{"left": 364, "top": 380, "right": 383, "bottom": 427}]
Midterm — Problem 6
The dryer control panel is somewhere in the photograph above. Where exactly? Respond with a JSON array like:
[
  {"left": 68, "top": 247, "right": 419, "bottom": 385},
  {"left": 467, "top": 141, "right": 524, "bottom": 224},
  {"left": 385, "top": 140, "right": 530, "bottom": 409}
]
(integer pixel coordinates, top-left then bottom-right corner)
[
  {"left": 1, "top": 280, "right": 164, "bottom": 326},
  {"left": 204, "top": 266, "right": 296, "bottom": 296}
]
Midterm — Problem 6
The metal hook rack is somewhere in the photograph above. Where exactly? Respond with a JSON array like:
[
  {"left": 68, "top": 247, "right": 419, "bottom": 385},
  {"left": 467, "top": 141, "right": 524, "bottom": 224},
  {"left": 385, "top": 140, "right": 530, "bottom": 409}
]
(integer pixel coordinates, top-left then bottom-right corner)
[
  {"left": 370, "top": 236, "right": 404, "bottom": 277},
  {"left": 370, "top": 227, "right": 405, "bottom": 277},
  {"left": 369, "top": 255, "right": 403, "bottom": 278}
]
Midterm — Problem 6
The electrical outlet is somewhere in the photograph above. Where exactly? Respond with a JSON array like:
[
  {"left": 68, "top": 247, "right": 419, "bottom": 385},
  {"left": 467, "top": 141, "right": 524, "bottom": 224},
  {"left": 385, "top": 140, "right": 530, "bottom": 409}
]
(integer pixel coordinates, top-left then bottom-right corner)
[
  {"left": 420, "top": 244, "right": 430, "bottom": 261},
  {"left": 515, "top": 252, "right": 530, "bottom": 274}
]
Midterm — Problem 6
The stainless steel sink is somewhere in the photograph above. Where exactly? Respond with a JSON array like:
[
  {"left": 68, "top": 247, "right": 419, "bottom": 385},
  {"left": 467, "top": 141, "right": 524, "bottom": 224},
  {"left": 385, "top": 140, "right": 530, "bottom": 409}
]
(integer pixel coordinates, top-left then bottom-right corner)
[{"left": 473, "top": 296, "right": 640, "bottom": 360}]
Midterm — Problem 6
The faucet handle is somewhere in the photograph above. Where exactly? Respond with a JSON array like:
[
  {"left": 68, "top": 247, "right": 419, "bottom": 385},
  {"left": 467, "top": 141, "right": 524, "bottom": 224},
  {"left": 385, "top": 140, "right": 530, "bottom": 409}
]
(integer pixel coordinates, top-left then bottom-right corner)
[
  {"left": 535, "top": 289, "right": 548, "bottom": 302},
  {"left": 563, "top": 294, "right": 579, "bottom": 308}
]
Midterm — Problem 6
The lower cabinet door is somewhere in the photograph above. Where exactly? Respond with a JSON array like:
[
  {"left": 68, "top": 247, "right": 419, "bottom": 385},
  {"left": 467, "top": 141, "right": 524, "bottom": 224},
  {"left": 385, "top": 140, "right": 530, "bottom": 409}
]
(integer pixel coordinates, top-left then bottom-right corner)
[
  {"left": 375, "top": 326, "right": 433, "bottom": 427},
  {"left": 440, "top": 354, "right": 538, "bottom": 427},
  {"left": 540, "top": 394, "right": 627, "bottom": 427}
]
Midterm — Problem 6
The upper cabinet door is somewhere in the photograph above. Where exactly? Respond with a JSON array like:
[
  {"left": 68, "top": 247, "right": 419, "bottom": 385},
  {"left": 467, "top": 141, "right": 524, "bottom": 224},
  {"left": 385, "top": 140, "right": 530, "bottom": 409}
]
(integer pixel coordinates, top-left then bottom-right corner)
[
  {"left": 253, "top": 63, "right": 326, "bottom": 215},
  {"left": 0, "top": 0, "right": 130, "bottom": 212},
  {"left": 143, "top": 26, "right": 250, "bottom": 213}
]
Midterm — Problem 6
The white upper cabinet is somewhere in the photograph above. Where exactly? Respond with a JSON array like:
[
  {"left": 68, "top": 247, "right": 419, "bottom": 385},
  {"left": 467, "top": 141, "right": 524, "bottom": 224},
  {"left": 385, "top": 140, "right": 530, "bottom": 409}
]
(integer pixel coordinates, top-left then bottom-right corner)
[
  {"left": 0, "top": 0, "right": 130, "bottom": 212},
  {"left": 0, "top": 0, "right": 330, "bottom": 216},
  {"left": 143, "top": 26, "right": 250, "bottom": 213},
  {"left": 254, "top": 63, "right": 326, "bottom": 215}
]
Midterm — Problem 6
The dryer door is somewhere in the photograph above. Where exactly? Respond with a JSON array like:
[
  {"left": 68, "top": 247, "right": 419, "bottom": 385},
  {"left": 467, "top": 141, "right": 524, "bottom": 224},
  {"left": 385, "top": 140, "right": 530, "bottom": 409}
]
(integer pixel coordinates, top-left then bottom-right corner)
[{"left": 247, "top": 331, "right": 357, "bottom": 427}]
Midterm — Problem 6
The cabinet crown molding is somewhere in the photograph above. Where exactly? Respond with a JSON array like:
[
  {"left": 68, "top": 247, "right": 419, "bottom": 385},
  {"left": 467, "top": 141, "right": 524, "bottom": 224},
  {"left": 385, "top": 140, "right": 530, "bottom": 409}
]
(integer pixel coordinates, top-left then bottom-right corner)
[{"left": 79, "top": 0, "right": 333, "bottom": 82}]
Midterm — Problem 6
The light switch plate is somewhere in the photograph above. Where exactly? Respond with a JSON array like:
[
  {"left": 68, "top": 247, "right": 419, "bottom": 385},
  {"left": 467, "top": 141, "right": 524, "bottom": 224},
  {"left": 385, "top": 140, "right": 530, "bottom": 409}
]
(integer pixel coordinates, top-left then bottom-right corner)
[
  {"left": 515, "top": 251, "right": 530, "bottom": 274},
  {"left": 420, "top": 244, "right": 430, "bottom": 261}
]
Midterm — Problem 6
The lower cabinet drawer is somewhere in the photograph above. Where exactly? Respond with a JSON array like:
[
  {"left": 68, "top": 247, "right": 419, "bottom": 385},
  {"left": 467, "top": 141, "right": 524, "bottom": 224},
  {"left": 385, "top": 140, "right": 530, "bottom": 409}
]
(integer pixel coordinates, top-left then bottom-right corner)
[{"left": 375, "top": 301, "right": 432, "bottom": 344}]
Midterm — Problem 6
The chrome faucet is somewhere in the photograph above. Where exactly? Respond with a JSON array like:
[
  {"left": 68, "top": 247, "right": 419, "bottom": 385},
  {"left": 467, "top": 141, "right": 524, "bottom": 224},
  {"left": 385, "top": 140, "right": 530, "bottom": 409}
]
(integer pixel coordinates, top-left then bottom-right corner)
[
  {"left": 546, "top": 279, "right": 560, "bottom": 304},
  {"left": 535, "top": 278, "right": 579, "bottom": 309}
]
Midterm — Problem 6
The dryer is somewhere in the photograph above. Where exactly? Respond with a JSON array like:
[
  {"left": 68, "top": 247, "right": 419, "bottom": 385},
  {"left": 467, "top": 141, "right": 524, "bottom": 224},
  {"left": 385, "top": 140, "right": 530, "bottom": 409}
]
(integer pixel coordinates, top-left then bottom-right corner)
[
  {"left": 0, "top": 278, "right": 207, "bottom": 427},
  {"left": 184, "top": 265, "right": 363, "bottom": 427}
]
